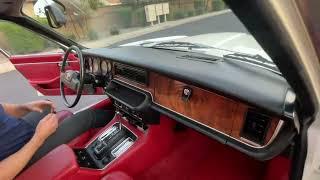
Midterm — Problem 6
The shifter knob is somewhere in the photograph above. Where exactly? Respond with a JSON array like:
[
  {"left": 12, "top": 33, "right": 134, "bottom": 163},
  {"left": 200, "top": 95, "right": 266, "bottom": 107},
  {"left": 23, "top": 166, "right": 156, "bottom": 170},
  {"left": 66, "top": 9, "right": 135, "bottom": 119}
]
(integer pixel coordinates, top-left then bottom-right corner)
[{"left": 94, "top": 141, "right": 106, "bottom": 159}]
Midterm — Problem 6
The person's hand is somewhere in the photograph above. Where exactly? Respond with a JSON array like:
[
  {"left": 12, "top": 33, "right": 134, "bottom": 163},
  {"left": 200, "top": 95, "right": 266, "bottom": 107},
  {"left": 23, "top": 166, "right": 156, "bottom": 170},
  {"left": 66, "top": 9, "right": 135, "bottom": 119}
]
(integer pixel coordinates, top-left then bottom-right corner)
[
  {"left": 24, "top": 100, "right": 56, "bottom": 113},
  {"left": 33, "top": 114, "right": 58, "bottom": 144}
]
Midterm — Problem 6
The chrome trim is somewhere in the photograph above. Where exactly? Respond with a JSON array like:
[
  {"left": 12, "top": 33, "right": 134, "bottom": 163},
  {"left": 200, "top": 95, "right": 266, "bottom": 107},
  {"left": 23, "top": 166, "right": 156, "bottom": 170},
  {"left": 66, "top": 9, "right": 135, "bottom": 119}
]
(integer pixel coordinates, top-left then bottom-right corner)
[
  {"left": 80, "top": 120, "right": 138, "bottom": 171},
  {"left": 283, "top": 89, "right": 296, "bottom": 118},
  {"left": 98, "top": 125, "right": 119, "bottom": 141},
  {"left": 84, "top": 120, "right": 137, "bottom": 149},
  {"left": 293, "top": 111, "right": 300, "bottom": 134},
  {"left": 240, "top": 120, "right": 284, "bottom": 148},
  {"left": 14, "top": 60, "right": 78, "bottom": 66},
  {"left": 155, "top": 101, "right": 284, "bottom": 149},
  {"left": 265, "top": 120, "right": 284, "bottom": 146},
  {"left": 111, "top": 137, "right": 134, "bottom": 157},
  {"left": 114, "top": 77, "right": 284, "bottom": 149},
  {"left": 240, "top": 137, "right": 262, "bottom": 147},
  {"left": 0, "top": 48, "right": 10, "bottom": 57}
]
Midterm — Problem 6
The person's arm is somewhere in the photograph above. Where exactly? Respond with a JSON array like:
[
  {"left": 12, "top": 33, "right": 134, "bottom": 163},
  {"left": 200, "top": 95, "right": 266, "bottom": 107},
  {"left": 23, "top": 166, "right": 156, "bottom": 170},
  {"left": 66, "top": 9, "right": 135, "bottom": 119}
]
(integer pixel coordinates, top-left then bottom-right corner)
[
  {"left": 2, "top": 100, "right": 56, "bottom": 118},
  {"left": 0, "top": 114, "right": 58, "bottom": 180}
]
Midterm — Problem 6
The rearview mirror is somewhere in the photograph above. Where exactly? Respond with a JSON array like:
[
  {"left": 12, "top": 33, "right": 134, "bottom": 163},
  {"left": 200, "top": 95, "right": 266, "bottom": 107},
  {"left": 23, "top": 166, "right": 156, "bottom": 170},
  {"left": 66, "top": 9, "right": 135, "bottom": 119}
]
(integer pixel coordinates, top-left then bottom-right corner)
[{"left": 44, "top": 2, "right": 66, "bottom": 28}]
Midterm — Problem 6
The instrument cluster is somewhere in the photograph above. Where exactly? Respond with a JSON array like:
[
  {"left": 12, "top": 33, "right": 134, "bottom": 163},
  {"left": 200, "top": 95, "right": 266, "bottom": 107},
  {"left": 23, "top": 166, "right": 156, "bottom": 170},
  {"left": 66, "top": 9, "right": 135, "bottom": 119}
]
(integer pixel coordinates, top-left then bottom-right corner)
[{"left": 85, "top": 56, "right": 112, "bottom": 76}]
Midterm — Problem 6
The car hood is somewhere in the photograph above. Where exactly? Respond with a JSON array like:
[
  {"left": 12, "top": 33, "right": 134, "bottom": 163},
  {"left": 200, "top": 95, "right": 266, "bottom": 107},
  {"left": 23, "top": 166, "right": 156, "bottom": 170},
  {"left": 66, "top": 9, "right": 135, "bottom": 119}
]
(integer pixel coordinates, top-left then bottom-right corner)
[{"left": 121, "top": 32, "right": 272, "bottom": 61}]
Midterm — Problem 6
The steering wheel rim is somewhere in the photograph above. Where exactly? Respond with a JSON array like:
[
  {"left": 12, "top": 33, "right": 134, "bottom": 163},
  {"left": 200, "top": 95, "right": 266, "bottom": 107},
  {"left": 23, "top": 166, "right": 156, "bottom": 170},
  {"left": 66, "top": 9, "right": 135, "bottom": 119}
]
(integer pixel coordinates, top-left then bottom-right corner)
[{"left": 60, "top": 45, "right": 84, "bottom": 108}]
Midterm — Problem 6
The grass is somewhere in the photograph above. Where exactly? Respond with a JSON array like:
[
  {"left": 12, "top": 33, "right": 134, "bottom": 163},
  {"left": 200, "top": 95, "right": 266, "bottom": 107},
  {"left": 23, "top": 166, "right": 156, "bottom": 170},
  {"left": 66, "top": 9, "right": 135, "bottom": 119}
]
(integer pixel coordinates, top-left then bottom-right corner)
[{"left": 0, "top": 20, "right": 54, "bottom": 54}]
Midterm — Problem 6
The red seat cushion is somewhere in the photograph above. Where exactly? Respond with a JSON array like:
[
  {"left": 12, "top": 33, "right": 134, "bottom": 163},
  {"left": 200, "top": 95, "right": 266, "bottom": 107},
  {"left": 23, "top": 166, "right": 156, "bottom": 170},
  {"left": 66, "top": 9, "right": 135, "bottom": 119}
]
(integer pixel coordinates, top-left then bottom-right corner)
[
  {"left": 16, "top": 145, "right": 79, "bottom": 180},
  {"left": 56, "top": 110, "right": 73, "bottom": 123},
  {"left": 101, "top": 171, "right": 133, "bottom": 180}
]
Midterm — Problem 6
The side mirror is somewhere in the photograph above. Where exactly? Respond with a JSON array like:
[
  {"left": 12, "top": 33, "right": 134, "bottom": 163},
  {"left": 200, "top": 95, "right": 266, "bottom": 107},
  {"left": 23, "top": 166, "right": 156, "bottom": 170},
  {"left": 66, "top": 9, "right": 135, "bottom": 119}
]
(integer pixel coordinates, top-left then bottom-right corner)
[{"left": 44, "top": 2, "right": 66, "bottom": 28}]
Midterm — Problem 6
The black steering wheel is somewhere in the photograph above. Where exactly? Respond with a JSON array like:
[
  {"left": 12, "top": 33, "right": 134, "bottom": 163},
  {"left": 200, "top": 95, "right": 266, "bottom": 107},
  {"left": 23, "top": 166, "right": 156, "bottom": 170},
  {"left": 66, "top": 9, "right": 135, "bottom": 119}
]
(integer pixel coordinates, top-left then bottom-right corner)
[{"left": 60, "top": 46, "right": 84, "bottom": 108}]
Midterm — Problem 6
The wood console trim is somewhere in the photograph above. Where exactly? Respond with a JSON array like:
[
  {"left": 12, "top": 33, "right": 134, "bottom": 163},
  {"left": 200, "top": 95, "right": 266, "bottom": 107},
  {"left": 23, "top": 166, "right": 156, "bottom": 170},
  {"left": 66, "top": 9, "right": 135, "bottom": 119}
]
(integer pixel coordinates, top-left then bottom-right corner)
[{"left": 154, "top": 75, "right": 237, "bottom": 134}]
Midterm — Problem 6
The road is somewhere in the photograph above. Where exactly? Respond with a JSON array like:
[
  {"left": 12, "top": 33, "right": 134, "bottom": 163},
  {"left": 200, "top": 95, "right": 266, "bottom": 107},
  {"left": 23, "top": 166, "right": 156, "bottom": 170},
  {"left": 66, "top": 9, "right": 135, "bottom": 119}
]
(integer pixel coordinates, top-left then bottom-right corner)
[
  {"left": 112, "top": 11, "right": 248, "bottom": 46},
  {"left": 0, "top": 11, "right": 246, "bottom": 112}
]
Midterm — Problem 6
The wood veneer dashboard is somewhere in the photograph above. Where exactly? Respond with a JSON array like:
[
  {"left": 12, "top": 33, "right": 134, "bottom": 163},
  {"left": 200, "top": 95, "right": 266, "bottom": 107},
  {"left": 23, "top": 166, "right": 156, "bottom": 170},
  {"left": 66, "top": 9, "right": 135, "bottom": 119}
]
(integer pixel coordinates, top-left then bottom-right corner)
[{"left": 112, "top": 66, "right": 282, "bottom": 148}]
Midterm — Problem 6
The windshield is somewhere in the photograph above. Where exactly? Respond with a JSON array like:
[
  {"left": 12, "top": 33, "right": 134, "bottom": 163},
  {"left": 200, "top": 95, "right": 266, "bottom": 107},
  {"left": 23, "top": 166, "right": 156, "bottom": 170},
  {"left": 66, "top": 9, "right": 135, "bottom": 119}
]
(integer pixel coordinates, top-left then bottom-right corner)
[{"left": 22, "top": 0, "right": 271, "bottom": 61}]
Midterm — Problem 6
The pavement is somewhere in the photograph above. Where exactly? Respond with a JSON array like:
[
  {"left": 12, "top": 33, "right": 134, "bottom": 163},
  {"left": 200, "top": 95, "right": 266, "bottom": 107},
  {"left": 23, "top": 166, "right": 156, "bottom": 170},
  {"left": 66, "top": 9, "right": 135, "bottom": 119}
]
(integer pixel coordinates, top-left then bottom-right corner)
[
  {"left": 0, "top": 56, "right": 15, "bottom": 74},
  {"left": 0, "top": 10, "right": 246, "bottom": 111},
  {"left": 112, "top": 10, "right": 248, "bottom": 47}
]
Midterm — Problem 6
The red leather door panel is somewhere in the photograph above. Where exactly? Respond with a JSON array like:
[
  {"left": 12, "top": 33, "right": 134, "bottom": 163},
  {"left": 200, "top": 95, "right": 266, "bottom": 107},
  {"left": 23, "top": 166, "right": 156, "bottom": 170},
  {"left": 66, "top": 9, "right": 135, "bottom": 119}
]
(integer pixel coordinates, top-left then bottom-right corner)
[{"left": 9, "top": 53, "right": 80, "bottom": 95}]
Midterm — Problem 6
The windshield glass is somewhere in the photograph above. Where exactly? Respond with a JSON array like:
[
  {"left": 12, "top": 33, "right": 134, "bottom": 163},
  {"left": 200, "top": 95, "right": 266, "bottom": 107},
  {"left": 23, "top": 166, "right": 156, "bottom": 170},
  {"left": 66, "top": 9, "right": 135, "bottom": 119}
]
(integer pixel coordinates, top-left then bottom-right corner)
[{"left": 22, "top": 0, "right": 271, "bottom": 60}]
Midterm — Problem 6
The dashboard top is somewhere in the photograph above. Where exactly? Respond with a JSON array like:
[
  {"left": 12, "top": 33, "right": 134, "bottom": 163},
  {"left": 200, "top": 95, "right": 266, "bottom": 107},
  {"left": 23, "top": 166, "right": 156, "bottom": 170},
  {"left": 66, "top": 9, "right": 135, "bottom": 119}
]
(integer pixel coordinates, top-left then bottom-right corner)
[{"left": 83, "top": 46, "right": 294, "bottom": 117}]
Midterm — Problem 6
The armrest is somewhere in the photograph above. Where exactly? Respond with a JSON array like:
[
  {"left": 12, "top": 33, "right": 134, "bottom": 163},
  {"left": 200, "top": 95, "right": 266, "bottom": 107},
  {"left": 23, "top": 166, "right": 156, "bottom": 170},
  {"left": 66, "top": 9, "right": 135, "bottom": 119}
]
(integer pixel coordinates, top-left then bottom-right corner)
[{"left": 16, "top": 144, "right": 79, "bottom": 180}]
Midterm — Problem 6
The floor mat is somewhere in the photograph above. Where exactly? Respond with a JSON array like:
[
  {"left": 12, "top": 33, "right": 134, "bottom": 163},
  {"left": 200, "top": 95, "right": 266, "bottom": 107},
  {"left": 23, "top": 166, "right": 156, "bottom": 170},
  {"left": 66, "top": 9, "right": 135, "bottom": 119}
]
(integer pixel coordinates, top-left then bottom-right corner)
[{"left": 135, "top": 128, "right": 265, "bottom": 180}]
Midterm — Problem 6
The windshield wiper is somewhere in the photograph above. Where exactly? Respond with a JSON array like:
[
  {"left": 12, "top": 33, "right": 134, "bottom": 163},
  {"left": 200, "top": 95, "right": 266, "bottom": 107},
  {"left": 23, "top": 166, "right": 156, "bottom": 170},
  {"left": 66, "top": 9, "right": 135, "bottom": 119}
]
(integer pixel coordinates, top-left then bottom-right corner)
[
  {"left": 177, "top": 54, "right": 220, "bottom": 64},
  {"left": 142, "top": 41, "right": 210, "bottom": 50},
  {"left": 223, "top": 53, "right": 281, "bottom": 75}
]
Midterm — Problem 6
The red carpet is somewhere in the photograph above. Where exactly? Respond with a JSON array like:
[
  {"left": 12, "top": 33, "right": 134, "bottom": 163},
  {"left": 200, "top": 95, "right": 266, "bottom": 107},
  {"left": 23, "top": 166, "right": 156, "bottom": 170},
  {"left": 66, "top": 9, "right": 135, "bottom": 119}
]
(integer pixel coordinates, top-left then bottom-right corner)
[{"left": 135, "top": 127, "right": 266, "bottom": 180}]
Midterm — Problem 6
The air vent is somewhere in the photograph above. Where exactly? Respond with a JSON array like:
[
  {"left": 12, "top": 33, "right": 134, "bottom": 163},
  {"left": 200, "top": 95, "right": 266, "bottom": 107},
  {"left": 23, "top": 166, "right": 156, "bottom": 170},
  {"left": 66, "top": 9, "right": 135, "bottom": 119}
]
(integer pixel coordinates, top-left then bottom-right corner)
[
  {"left": 241, "top": 109, "right": 272, "bottom": 145},
  {"left": 114, "top": 63, "right": 148, "bottom": 85}
]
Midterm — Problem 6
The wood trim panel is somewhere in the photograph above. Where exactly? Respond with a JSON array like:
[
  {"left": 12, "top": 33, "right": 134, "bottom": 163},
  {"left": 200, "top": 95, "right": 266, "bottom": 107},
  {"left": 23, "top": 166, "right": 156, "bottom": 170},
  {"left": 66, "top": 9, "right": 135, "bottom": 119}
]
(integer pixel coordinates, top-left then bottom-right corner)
[{"left": 154, "top": 75, "right": 237, "bottom": 134}]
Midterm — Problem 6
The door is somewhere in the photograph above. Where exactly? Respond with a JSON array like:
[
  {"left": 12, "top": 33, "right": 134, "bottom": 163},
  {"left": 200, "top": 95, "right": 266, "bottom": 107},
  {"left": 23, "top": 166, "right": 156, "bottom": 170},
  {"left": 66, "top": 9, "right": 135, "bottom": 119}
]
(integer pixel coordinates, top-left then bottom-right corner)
[{"left": 9, "top": 53, "right": 79, "bottom": 95}]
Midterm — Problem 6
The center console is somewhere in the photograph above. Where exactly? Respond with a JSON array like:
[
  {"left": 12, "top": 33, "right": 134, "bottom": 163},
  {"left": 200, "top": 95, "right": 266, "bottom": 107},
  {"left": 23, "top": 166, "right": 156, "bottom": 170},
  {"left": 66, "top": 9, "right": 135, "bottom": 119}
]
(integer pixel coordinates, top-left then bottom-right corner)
[
  {"left": 74, "top": 122, "right": 137, "bottom": 169},
  {"left": 74, "top": 80, "right": 160, "bottom": 170},
  {"left": 105, "top": 80, "right": 159, "bottom": 126}
]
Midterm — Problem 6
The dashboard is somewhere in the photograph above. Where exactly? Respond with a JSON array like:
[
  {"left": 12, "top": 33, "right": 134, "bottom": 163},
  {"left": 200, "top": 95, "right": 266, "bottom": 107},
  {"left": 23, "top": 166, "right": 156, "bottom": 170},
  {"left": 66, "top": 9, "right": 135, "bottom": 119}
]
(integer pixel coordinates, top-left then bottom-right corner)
[
  {"left": 82, "top": 46, "right": 296, "bottom": 160},
  {"left": 112, "top": 64, "right": 282, "bottom": 147}
]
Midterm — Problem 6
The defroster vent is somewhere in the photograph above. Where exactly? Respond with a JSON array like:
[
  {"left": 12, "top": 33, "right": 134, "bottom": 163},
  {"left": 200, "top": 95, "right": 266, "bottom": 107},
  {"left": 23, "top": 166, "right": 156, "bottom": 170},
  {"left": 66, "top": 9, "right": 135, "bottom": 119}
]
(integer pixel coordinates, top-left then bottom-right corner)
[{"left": 241, "top": 109, "right": 272, "bottom": 145}]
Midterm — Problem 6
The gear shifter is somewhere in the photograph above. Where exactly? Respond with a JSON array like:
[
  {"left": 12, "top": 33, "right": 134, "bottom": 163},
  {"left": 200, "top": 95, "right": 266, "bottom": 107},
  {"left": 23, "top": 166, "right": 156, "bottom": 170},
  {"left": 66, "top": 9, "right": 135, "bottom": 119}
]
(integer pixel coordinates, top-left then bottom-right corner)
[
  {"left": 93, "top": 125, "right": 126, "bottom": 160},
  {"left": 93, "top": 141, "right": 107, "bottom": 159},
  {"left": 75, "top": 122, "right": 137, "bottom": 169}
]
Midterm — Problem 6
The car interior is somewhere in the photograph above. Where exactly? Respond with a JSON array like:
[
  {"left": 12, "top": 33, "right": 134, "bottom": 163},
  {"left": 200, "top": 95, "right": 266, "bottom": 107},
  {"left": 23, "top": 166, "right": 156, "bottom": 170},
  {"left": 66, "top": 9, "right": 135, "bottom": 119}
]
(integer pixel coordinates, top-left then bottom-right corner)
[
  {"left": 13, "top": 44, "right": 295, "bottom": 180},
  {"left": 2, "top": 0, "right": 315, "bottom": 180}
]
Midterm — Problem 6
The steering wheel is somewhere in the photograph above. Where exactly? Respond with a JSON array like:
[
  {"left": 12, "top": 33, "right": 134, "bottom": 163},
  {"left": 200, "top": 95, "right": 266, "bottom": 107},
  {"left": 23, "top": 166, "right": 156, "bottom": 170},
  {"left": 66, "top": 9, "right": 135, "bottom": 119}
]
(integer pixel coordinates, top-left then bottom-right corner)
[{"left": 60, "top": 46, "right": 84, "bottom": 108}]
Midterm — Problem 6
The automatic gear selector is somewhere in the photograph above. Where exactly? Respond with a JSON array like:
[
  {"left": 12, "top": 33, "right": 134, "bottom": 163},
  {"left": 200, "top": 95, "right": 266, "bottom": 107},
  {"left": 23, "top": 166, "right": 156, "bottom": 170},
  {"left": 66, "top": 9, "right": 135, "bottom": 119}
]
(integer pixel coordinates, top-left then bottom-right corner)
[{"left": 74, "top": 122, "right": 137, "bottom": 169}]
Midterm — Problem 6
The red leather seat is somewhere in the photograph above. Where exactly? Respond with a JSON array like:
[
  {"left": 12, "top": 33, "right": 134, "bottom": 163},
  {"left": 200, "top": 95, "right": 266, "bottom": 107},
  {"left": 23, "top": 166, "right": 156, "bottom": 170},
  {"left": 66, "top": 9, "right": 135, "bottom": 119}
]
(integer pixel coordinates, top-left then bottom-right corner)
[
  {"left": 56, "top": 110, "right": 73, "bottom": 123},
  {"left": 16, "top": 145, "right": 79, "bottom": 180},
  {"left": 101, "top": 171, "right": 133, "bottom": 180}
]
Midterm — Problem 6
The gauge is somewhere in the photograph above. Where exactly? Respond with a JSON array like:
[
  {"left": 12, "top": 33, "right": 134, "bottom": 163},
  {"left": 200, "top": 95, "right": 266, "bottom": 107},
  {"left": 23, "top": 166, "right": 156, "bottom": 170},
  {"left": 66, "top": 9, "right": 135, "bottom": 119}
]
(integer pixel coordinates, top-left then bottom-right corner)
[
  {"left": 101, "top": 61, "right": 109, "bottom": 75},
  {"left": 87, "top": 58, "right": 93, "bottom": 72},
  {"left": 93, "top": 59, "right": 100, "bottom": 74},
  {"left": 108, "top": 62, "right": 112, "bottom": 72}
]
